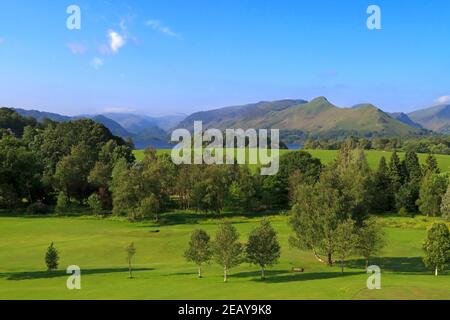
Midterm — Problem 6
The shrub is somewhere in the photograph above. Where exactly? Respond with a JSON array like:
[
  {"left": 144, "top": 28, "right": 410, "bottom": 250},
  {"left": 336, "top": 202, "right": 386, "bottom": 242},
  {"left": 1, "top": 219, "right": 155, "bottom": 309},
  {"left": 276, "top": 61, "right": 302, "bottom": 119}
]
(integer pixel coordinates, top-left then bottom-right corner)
[
  {"left": 55, "top": 192, "right": 69, "bottom": 215},
  {"left": 137, "top": 194, "right": 160, "bottom": 222},
  {"left": 27, "top": 201, "right": 49, "bottom": 215},
  {"left": 87, "top": 193, "right": 103, "bottom": 215},
  {"left": 398, "top": 207, "right": 412, "bottom": 217},
  {"left": 0, "top": 183, "right": 19, "bottom": 209}
]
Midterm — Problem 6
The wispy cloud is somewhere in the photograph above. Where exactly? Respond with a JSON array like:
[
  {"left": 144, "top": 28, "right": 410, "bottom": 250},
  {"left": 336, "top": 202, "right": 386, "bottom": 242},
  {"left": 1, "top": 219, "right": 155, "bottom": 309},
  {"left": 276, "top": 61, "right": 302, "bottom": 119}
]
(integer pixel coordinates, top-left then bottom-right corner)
[
  {"left": 435, "top": 95, "right": 450, "bottom": 105},
  {"left": 145, "top": 20, "right": 178, "bottom": 37},
  {"left": 90, "top": 57, "right": 104, "bottom": 69},
  {"left": 108, "top": 30, "right": 126, "bottom": 53},
  {"left": 67, "top": 42, "right": 87, "bottom": 55}
]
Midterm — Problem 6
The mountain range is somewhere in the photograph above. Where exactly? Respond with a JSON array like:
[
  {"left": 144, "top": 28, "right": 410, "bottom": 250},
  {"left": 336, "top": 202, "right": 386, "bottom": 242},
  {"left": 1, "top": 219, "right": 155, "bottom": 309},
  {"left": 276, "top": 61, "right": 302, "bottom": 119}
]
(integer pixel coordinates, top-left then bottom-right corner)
[
  {"left": 12, "top": 97, "right": 450, "bottom": 148},
  {"left": 177, "top": 97, "right": 431, "bottom": 143},
  {"left": 409, "top": 104, "right": 450, "bottom": 134},
  {"left": 13, "top": 108, "right": 185, "bottom": 149}
]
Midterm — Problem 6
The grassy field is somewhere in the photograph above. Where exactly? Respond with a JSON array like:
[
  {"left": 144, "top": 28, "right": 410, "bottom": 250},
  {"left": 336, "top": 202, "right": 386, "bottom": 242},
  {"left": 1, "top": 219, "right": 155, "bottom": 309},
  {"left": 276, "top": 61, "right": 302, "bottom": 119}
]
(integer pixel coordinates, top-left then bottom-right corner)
[
  {"left": 134, "top": 149, "right": 450, "bottom": 173},
  {"left": 0, "top": 213, "right": 449, "bottom": 300}
]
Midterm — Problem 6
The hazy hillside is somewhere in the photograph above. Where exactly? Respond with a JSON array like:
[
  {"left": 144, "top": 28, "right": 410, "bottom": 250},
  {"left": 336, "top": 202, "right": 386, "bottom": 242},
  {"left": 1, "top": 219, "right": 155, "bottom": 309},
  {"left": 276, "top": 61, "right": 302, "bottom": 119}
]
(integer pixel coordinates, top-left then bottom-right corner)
[
  {"left": 87, "top": 115, "right": 132, "bottom": 138},
  {"left": 409, "top": 104, "right": 450, "bottom": 133},
  {"left": 13, "top": 108, "right": 72, "bottom": 122},
  {"left": 103, "top": 113, "right": 186, "bottom": 133},
  {"left": 13, "top": 108, "right": 169, "bottom": 149},
  {"left": 177, "top": 97, "right": 427, "bottom": 142},
  {"left": 177, "top": 99, "right": 308, "bottom": 129},
  {"left": 388, "top": 112, "right": 423, "bottom": 129},
  {"left": 154, "top": 114, "right": 187, "bottom": 131},
  {"left": 102, "top": 113, "right": 158, "bottom": 134}
]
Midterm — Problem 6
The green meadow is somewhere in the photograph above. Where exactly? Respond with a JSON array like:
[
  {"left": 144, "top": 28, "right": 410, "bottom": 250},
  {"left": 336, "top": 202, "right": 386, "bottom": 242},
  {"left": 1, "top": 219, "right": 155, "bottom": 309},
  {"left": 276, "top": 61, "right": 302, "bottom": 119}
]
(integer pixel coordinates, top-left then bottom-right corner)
[
  {"left": 0, "top": 213, "right": 449, "bottom": 300},
  {"left": 134, "top": 149, "right": 450, "bottom": 173}
]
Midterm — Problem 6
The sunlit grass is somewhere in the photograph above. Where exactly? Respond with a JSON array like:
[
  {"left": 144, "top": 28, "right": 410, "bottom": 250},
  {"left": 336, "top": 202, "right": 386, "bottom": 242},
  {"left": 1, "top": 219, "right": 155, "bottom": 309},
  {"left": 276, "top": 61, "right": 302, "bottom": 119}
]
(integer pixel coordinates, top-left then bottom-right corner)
[
  {"left": 133, "top": 149, "right": 450, "bottom": 173},
  {"left": 0, "top": 214, "right": 448, "bottom": 300}
]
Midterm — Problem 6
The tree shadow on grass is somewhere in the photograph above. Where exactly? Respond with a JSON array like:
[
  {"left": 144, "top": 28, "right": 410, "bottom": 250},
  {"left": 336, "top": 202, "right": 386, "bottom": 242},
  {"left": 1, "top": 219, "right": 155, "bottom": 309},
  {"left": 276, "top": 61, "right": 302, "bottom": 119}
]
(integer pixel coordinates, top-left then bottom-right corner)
[
  {"left": 139, "top": 211, "right": 282, "bottom": 227},
  {"left": 232, "top": 270, "right": 362, "bottom": 283},
  {"left": 346, "top": 257, "right": 427, "bottom": 274},
  {"left": 0, "top": 267, "right": 154, "bottom": 281}
]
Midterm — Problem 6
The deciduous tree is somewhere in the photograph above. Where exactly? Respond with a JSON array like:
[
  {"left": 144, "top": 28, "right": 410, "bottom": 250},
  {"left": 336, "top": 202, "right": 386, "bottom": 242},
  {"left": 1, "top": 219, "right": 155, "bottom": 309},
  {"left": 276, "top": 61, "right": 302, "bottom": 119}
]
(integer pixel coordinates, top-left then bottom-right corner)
[
  {"left": 213, "top": 222, "right": 243, "bottom": 282},
  {"left": 289, "top": 182, "right": 343, "bottom": 266},
  {"left": 185, "top": 230, "right": 212, "bottom": 278},
  {"left": 125, "top": 242, "right": 136, "bottom": 279},
  {"left": 423, "top": 223, "right": 450, "bottom": 276},
  {"left": 357, "top": 218, "right": 386, "bottom": 270},
  {"left": 440, "top": 184, "right": 450, "bottom": 220},
  {"left": 417, "top": 173, "right": 447, "bottom": 217},
  {"left": 334, "top": 219, "right": 358, "bottom": 274},
  {"left": 246, "top": 219, "right": 281, "bottom": 280}
]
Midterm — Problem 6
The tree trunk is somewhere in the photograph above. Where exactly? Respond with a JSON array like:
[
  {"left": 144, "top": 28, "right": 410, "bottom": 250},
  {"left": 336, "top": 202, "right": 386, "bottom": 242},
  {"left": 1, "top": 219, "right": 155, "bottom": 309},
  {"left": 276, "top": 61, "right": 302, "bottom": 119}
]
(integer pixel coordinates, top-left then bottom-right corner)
[
  {"left": 435, "top": 267, "right": 438, "bottom": 276},
  {"left": 224, "top": 266, "right": 228, "bottom": 282},
  {"left": 328, "top": 253, "right": 333, "bottom": 267},
  {"left": 261, "top": 268, "right": 265, "bottom": 280},
  {"left": 27, "top": 186, "right": 32, "bottom": 204},
  {"left": 365, "top": 258, "right": 369, "bottom": 271},
  {"left": 341, "top": 260, "right": 344, "bottom": 274},
  {"left": 198, "top": 265, "right": 202, "bottom": 278},
  {"left": 312, "top": 248, "right": 326, "bottom": 264},
  {"left": 128, "top": 260, "right": 133, "bottom": 279}
]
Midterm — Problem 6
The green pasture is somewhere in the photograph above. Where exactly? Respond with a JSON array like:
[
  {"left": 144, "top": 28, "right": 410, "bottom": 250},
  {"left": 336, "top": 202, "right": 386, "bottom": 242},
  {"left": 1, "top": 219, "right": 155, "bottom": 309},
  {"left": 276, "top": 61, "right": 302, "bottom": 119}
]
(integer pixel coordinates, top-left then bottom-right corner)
[
  {"left": 133, "top": 149, "right": 450, "bottom": 173},
  {"left": 0, "top": 213, "right": 448, "bottom": 300}
]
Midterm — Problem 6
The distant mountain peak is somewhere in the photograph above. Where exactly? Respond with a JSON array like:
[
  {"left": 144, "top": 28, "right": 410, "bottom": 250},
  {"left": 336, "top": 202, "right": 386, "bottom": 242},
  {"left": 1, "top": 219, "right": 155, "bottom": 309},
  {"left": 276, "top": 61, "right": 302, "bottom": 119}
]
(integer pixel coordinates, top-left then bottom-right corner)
[
  {"left": 310, "top": 96, "right": 329, "bottom": 104},
  {"left": 177, "top": 98, "right": 425, "bottom": 142},
  {"left": 409, "top": 103, "right": 450, "bottom": 132}
]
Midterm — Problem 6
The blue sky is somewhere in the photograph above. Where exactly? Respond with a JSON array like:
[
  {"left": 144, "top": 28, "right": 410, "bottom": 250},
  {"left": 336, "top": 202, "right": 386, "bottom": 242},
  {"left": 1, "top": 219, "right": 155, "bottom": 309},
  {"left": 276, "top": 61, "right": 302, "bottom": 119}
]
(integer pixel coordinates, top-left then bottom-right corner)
[{"left": 0, "top": 0, "right": 449, "bottom": 116}]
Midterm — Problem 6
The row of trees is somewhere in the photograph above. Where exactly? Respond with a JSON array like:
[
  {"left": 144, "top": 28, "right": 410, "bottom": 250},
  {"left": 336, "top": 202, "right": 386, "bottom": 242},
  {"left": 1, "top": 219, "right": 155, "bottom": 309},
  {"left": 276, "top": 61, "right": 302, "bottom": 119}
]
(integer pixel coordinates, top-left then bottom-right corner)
[
  {"left": 305, "top": 139, "right": 449, "bottom": 219},
  {"left": 43, "top": 221, "right": 449, "bottom": 278},
  {"left": 373, "top": 148, "right": 449, "bottom": 218},
  {"left": 1, "top": 109, "right": 449, "bottom": 224},
  {"left": 0, "top": 109, "right": 322, "bottom": 216},
  {"left": 109, "top": 148, "right": 324, "bottom": 220},
  {"left": 184, "top": 219, "right": 449, "bottom": 279},
  {"left": 304, "top": 136, "right": 450, "bottom": 155},
  {"left": 185, "top": 220, "right": 280, "bottom": 281},
  {"left": 185, "top": 217, "right": 385, "bottom": 281}
]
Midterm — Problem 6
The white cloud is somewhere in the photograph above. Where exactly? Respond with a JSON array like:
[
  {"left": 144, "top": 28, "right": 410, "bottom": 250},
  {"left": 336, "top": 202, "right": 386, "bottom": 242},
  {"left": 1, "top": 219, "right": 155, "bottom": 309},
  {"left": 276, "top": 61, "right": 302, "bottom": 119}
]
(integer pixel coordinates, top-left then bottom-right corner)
[
  {"left": 108, "top": 30, "right": 126, "bottom": 53},
  {"left": 103, "top": 107, "right": 136, "bottom": 113},
  {"left": 435, "top": 95, "right": 450, "bottom": 105},
  {"left": 67, "top": 42, "right": 87, "bottom": 55},
  {"left": 145, "top": 20, "right": 178, "bottom": 37},
  {"left": 90, "top": 57, "right": 104, "bottom": 69}
]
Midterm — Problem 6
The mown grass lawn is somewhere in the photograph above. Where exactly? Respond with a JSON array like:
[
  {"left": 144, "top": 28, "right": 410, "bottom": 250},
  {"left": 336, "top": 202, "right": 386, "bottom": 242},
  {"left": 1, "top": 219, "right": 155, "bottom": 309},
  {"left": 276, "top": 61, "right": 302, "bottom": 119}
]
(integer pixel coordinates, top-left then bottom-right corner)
[
  {"left": 0, "top": 213, "right": 448, "bottom": 300},
  {"left": 134, "top": 149, "right": 450, "bottom": 173}
]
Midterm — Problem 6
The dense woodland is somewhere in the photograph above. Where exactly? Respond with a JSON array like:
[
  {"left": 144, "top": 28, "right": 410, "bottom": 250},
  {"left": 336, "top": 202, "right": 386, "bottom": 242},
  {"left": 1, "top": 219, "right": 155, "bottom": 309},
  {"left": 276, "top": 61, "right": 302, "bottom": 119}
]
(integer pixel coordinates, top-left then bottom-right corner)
[{"left": 1, "top": 107, "right": 450, "bottom": 221}]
